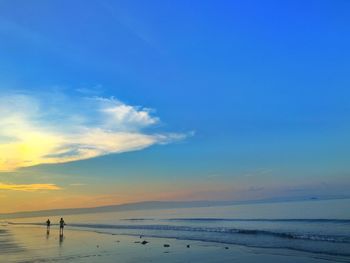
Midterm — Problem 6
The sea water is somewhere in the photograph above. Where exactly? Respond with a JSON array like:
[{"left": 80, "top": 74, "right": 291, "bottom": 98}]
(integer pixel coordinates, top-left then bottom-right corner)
[{"left": 7, "top": 198, "right": 350, "bottom": 260}]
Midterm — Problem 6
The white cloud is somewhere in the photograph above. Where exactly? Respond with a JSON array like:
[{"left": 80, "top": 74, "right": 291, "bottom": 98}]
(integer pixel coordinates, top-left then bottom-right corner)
[
  {"left": 95, "top": 97, "right": 159, "bottom": 130},
  {"left": 0, "top": 92, "right": 189, "bottom": 171}
]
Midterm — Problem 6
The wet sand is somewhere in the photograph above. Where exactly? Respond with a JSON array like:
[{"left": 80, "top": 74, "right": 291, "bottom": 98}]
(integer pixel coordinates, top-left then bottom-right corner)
[{"left": 1, "top": 225, "right": 344, "bottom": 263}]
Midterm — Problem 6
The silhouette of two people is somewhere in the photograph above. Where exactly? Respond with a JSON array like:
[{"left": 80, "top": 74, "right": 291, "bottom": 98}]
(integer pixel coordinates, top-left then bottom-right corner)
[{"left": 45, "top": 218, "right": 66, "bottom": 238}]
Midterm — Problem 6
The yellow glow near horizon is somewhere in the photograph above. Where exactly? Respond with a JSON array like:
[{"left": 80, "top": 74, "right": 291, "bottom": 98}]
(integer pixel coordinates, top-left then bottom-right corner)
[{"left": 0, "top": 183, "right": 61, "bottom": 191}]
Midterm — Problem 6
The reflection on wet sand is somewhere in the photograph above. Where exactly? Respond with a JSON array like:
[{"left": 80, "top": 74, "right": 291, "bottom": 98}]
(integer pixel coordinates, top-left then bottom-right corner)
[
  {"left": 59, "top": 233, "right": 64, "bottom": 246},
  {"left": 0, "top": 228, "right": 24, "bottom": 254}
]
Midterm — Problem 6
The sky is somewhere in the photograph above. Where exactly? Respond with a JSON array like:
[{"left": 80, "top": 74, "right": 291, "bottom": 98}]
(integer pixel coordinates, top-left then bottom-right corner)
[{"left": 0, "top": 0, "right": 349, "bottom": 213}]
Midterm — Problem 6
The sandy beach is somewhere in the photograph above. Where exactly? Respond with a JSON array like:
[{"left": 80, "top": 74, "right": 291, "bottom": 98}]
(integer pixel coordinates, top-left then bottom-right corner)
[{"left": 1, "top": 224, "right": 345, "bottom": 263}]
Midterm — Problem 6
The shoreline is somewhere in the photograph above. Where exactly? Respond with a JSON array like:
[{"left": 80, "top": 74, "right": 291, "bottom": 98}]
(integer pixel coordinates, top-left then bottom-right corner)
[
  {"left": 5, "top": 220, "right": 350, "bottom": 259},
  {"left": 2, "top": 225, "right": 348, "bottom": 263}
]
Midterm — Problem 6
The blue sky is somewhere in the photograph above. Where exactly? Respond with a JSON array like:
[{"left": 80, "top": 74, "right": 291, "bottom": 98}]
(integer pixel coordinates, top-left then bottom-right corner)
[{"left": 0, "top": 0, "right": 349, "bottom": 212}]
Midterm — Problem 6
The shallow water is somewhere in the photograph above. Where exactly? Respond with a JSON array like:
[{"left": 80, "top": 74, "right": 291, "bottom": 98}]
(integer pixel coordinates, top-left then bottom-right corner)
[{"left": 6, "top": 198, "right": 350, "bottom": 261}]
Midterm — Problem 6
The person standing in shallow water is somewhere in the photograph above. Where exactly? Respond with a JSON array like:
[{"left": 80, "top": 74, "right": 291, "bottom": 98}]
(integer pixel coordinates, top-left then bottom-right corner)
[
  {"left": 59, "top": 218, "right": 65, "bottom": 236},
  {"left": 46, "top": 219, "right": 51, "bottom": 234}
]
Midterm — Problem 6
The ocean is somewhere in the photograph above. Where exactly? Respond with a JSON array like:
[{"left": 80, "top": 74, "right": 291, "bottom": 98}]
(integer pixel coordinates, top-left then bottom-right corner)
[{"left": 6, "top": 198, "right": 350, "bottom": 262}]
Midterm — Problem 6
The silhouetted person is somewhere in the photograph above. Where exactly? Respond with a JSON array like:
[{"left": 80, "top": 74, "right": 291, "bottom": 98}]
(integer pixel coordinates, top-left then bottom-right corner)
[
  {"left": 59, "top": 218, "right": 65, "bottom": 236},
  {"left": 46, "top": 219, "right": 51, "bottom": 235}
]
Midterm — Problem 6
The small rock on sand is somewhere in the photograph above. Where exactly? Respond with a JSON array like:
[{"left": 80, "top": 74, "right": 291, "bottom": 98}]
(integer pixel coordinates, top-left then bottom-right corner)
[
  {"left": 225, "top": 247, "right": 229, "bottom": 249},
  {"left": 163, "top": 244, "right": 170, "bottom": 247},
  {"left": 186, "top": 245, "right": 190, "bottom": 248}
]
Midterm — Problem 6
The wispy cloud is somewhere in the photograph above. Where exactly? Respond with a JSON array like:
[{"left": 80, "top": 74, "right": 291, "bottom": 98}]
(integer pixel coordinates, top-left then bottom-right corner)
[
  {"left": 0, "top": 183, "right": 61, "bottom": 191},
  {"left": 0, "top": 91, "right": 189, "bottom": 171}
]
